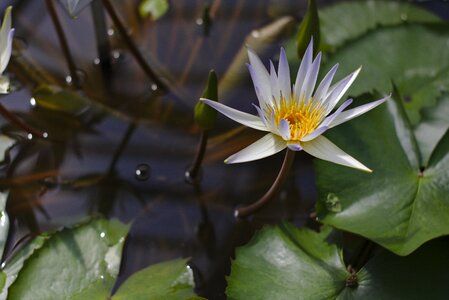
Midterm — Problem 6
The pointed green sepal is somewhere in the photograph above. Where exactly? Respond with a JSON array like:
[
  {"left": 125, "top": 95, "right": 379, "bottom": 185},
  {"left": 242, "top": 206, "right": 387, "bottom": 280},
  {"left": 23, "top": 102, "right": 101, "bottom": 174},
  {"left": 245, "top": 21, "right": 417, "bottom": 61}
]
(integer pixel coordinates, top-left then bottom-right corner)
[
  {"left": 194, "top": 70, "right": 218, "bottom": 129},
  {"left": 296, "top": 0, "right": 320, "bottom": 58}
]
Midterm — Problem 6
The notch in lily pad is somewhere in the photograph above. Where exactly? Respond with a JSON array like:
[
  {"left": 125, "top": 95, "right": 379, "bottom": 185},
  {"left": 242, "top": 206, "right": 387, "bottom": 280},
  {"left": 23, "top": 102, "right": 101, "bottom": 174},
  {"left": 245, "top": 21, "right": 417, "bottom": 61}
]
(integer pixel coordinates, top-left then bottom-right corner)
[
  {"left": 296, "top": 0, "right": 320, "bottom": 58},
  {"left": 194, "top": 70, "right": 218, "bottom": 130}
]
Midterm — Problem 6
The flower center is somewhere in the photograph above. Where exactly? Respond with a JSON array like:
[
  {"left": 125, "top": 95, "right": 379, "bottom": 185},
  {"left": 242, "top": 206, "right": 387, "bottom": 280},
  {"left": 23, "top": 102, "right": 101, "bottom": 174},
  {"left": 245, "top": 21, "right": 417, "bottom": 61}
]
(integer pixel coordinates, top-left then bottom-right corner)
[{"left": 271, "top": 97, "right": 325, "bottom": 140}]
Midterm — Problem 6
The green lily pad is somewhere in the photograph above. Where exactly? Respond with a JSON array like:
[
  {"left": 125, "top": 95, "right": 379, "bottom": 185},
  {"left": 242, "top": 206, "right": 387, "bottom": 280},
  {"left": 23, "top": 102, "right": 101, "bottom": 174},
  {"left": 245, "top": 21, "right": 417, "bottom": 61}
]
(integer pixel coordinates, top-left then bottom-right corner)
[
  {"left": 322, "top": 23, "right": 449, "bottom": 124},
  {"left": 319, "top": 0, "right": 441, "bottom": 50},
  {"left": 227, "top": 223, "right": 449, "bottom": 299},
  {"left": 5, "top": 218, "right": 130, "bottom": 300},
  {"left": 112, "top": 258, "right": 196, "bottom": 300},
  {"left": 315, "top": 93, "right": 449, "bottom": 255},
  {"left": 0, "top": 234, "right": 49, "bottom": 300},
  {"left": 227, "top": 223, "right": 348, "bottom": 299},
  {"left": 414, "top": 93, "right": 449, "bottom": 165},
  {"left": 348, "top": 238, "right": 449, "bottom": 299}
]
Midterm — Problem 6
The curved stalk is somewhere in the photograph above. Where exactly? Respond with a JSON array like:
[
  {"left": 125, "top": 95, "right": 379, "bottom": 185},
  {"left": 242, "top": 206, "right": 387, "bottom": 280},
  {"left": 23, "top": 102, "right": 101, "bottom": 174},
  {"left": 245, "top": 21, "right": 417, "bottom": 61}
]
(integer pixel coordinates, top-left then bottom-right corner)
[{"left": 235, "top": 149, "right": 295, "bottom": 218}]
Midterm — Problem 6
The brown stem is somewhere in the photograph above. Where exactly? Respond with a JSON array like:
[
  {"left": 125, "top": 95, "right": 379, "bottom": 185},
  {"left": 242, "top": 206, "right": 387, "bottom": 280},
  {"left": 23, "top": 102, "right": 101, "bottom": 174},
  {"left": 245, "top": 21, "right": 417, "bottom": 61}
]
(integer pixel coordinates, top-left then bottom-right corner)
[
  {"left": 101, "top": 0, "right": 166, "bottom": 90},
  {"left": 45, "top": 0, "right": 81, "bottom": 88},
  {"left": 107, "top": 122, "right": 136, "bottom": 173},
  {"left": 0, "top": 103, "right": 45, "bottom": 138},
  {"left": 235, "top": 149, "right": 296, "bottom": 218},
  {"left": 186, "top": 130, "right": 208, "bottom": 182}
]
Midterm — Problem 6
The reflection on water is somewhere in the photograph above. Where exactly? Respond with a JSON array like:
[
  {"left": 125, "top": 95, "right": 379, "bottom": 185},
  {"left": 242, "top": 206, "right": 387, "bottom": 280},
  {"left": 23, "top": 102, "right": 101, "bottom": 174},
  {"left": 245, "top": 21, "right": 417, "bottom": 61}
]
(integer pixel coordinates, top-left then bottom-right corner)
[{"left": 4, "top": 0, "right": 444, "bottom": 298}]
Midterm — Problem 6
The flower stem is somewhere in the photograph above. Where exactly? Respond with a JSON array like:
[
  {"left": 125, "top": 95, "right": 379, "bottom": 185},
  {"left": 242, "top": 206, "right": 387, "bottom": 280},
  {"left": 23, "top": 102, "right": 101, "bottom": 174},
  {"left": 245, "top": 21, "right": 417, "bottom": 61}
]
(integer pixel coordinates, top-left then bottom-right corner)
[
  {"left": 235, "top": 149, "right": 296, "bottom": 218},
  {"left": 186, "top": 130, "right": 209, "bottom": 183},
  {"left": 101, "top": 0, "right": 166, "bottom": 91},
  {"left": 91, "top": 0, "right": 111, "bottom": 69},
  {"left": 45, "top": 0, "right": 81, "bottom": 89},
  {"left": 0, "top": 103, "right": 45, "bottom": 138}
]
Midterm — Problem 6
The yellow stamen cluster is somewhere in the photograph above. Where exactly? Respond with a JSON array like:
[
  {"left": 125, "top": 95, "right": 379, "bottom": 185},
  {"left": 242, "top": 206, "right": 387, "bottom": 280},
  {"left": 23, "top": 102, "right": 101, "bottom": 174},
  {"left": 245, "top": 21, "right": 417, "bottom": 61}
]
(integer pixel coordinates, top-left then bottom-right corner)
[{"left": 269, "top": 97, "right": 326, "bottom": 141}]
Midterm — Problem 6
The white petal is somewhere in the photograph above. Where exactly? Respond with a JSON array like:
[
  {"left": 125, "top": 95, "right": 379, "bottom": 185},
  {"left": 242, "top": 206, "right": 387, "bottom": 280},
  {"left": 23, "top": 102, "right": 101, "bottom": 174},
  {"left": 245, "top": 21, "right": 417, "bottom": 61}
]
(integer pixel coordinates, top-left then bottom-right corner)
[
  {"left": 247, "top": 64, "right": 271, "bottom": 107},
  {"left": 200, "top": 98, "right": 268, "bottom": 131},
  {"left": 225, "top": 133, "right": 286, "bottom": 164},
  {"left": 328, "top": 95, "right": 390, "bottom": 128},
  {"left": 321, "top": 98, "right": 353, "bottom": 127},
  {"left": 278, "top": 119, "right": 290, "bottom": 140},
  {"left": 247, "top": 48, "right": 271, "bottom": 105},
  {"left": 269, "top": 60, "right": 280, "bottom": 101},
  {"left": 300, "top": 126, "right": 328, "bottom": 142},
  {"left": 301, "top": 135, "right": 371, "bottom": 172},
  {"left": 0, "top": 28, "right": 13, "bottom": 74},
  {"left": 313, "top": 64, "right": 339, "bottom": 103},
  {"left": 294, "top": 39, "right": 313, "bottom": 100},
  {"left": 278, "top": 48, "right": 291, "bottom": 100},
  {"left": 0, "top": 7, "right": 13, "bottom": 75},
  {"left": 0, "top": 7, "right": 12, "bottom": 47},
  {"left": 301, "top": 52, "right": 322, "bottom": 103},
  {"left": 324, "top": 67, "right": 361, "bottom": 113}
]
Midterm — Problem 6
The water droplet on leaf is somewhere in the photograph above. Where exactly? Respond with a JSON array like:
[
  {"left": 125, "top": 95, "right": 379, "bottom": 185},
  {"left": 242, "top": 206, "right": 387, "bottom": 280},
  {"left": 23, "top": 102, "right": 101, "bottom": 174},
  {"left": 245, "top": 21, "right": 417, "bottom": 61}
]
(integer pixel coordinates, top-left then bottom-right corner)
[{"left": 325, "top": 193, "right": 342, "bottom": 212}]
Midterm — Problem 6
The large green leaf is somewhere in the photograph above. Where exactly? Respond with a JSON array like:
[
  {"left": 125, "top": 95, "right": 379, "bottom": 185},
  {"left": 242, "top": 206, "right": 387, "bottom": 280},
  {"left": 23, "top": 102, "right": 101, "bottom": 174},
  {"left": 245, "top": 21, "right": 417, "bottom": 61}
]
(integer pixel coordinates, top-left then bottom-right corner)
[
  {"left": 0, "top": 234, "right": 49, "bottom": 300},
  {"left": 6, "top": 218, "right": 130, "bottom": 300},
  {"left": 112, "top": 258, "right": 196, "bottom": 300},
  {"left": 227, "top": 223, "right": 348, "bottom": 300},
  {"left": 319, "top": 0, "right": 441, "bottom": 50},
  {"left": 315, "top": 93, "right": 449, "bottom": 255},
  {"left": 227, "top": 223, "right": 449, "bottom": 299},
  {"left": 414, "top": 93, "right": 449, "bottom": 165},
  {"left": 322, "top": 23, "right": 449, "bottom": 124},
  {"left": 347, "top": 238, "right": 449, "bottom": 299}
]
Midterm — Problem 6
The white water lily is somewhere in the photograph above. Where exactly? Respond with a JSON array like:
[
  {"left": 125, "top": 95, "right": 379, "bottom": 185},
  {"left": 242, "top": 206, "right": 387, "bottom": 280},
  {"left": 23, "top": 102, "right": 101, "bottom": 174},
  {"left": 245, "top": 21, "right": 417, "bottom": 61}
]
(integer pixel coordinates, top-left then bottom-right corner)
[
  {"left": 201, "top": 40, "right": 389, "bottom": 172},
  {"left": 0, "top": 6, "right": 14, "bottom": 94}
]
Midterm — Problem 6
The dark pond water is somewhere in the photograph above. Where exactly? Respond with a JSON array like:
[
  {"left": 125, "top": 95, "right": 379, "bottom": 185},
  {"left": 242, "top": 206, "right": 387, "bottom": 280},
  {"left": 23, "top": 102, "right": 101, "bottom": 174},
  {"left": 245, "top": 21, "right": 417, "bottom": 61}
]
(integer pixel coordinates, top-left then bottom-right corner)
[{"left": 0, "top": 0, "right": 445, "bottom": 298}]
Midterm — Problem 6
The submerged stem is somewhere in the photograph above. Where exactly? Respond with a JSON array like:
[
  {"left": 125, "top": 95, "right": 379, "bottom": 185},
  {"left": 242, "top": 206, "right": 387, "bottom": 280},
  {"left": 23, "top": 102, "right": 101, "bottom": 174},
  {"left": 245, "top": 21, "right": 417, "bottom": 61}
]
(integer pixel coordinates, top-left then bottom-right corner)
[
  {"left": 45, "top": 0, "right": 81, "bottom": 88},
  {"left": 107, "top": 123, "right": 136, "bottom": 173},
  {"left": 0, "top": 103, "right": 45, "bottom": 138},
  {"left": 235, "top": 149, "right": 296, "bottom": 218},
  {"left": 101, "top": 0, "right": 166, "bottom": 90},
  {"left": 186, "top": 130, "right": 209, "bottom": 183},
  {"left": 91, "top": 0, "right": 111, "bottom": 69}
]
